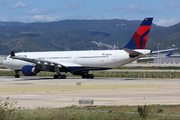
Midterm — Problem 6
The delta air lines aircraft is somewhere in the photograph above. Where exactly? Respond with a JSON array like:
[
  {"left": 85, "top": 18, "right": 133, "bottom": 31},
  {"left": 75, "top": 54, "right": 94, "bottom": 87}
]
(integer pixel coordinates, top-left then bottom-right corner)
[{"left": 3, "top": 18, "right": 153, "bottom": 79}]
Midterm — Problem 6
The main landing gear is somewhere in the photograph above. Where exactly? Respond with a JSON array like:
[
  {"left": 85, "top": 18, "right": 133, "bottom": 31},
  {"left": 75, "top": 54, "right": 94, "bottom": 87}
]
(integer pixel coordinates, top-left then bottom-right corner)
[
  {"left": 54, "top": 74, "right": 66, "bottom": 79},
  {"left": 82, "top": 73, "right": 94, "bottom": 79}
]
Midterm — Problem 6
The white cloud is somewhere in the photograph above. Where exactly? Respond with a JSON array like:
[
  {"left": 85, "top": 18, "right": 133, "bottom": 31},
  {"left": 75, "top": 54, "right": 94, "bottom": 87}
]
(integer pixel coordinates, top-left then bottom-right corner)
[
  {"left": 0, "top": 17, "right": 9, "bottom": 21},
  {"left": 120, "top": 4, "right": 140, "bottom": 13},
  {"left": 62, "top": 2, "right": 85, "bottom": 9},
  {"left": 166, "top": 1, "right": 180, "bottom": 7},
  {"left": 106, "top": 7, "right": 115, "bottom": 11},
  {"left": 123, "top": 4, "right": 139, "bottom": 10},
  {"left": 32, "top": 15, "right": 61, "bottom": 22},
  {"left": 139, "top": 8, "right": 165, "bottom": 14},
  {"left": 0, "top": 15, "right": 33, "bottom": 23},
  {"left": 0, "top": 0, "right": 9, "bottom": 5},
  {"left": 63, "top": 14, "right": 93, "bottom": 19},
  {"left": 22, "top": 8, "right": 53, "bottom": 15},
  {"left": 9, "top": 0, "right": 27, "bottom": 9},
  {"left": 106, "top": 4, "right": 166, "bottom": 14},
  {"left": 106, "top": 4, "right": 140, "bottom": 13},
  {"left": 155, "top": 18, "right": 176, "bottom": 26}
]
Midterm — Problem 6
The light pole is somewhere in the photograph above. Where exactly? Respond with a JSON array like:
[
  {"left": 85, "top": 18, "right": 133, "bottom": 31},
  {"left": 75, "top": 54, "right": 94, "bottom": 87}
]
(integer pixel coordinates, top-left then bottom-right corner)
[{"left": 158, "top": 43, "right": 160, "bottom": 64}]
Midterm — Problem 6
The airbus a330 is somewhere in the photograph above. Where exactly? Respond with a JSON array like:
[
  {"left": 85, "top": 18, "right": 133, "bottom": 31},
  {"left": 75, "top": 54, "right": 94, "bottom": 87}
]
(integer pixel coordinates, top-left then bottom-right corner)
[{"left": 3, "top": 18, "right": 153, "bottom": 79}]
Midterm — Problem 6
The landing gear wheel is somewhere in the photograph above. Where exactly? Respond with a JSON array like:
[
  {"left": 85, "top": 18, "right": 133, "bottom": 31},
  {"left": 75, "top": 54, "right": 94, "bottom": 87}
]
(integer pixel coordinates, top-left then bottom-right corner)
[
  {"left": 58, "top": 74, "right": 66, "bottom": 79},
  {"left": 62, "top": 74, "right": 66, "bottom": 79},
  {"left": 82, "top": 74, "right": 85, "bottom": 79},
  {"left": 86, "top": 74, "right": 90, "bottom": 79},
  {"left": 54, "top": 74, "right": 66, "bottom": 79},
  {"left": 82, "top": 73, "right": 94, "bottom": 79},
  {"left": 15, "top": 74, "right": 20, "bottom": 78},
  {"left": 90, "top": 74, "right": 94, "bottom": 79},
  {"left": 58, "top": 74, "right": 62, "bottom": 79},
  {"left": 54, "top": 74, "right": 58, "bottom": 79}
]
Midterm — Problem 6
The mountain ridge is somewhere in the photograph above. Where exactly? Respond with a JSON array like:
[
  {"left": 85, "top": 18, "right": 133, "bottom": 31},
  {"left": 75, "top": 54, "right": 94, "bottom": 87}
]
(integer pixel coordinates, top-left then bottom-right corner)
[{"left": 0, "top": 19, "right": 179, "bottom": 55}]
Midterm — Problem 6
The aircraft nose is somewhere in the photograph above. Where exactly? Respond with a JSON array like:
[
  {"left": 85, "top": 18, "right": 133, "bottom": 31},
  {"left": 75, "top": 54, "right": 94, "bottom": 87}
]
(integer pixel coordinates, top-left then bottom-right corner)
[
  {"left": 2, "top": 60, "right": 6, "bottom": 66},
  {"left": 2, "top": 58, "right": 8, "bottom": 68}
]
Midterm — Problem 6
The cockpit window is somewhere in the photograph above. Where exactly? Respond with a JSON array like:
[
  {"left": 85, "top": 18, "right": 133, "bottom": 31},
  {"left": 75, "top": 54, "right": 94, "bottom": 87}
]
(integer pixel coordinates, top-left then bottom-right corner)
[{"left": 4, "top": 58, "right": 7, "bottom": 60}]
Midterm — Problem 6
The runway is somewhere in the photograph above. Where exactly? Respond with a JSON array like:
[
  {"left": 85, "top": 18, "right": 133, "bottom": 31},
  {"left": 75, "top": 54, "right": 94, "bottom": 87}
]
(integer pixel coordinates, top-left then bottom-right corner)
[{"left": 0, "top": 77, "right": 179, "bottom": 108}]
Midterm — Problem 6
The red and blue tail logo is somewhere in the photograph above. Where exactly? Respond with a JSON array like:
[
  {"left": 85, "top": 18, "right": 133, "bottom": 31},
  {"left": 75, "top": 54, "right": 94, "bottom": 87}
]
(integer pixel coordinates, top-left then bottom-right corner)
[{"left": 122, "top": 18, "right": 153, "bottom": 49}]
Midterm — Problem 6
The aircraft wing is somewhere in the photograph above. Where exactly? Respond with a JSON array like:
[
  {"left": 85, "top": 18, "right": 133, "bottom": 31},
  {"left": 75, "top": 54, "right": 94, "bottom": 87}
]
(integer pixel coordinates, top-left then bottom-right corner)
[
  {"left": 139, "top": 52, "right": 173, "bottom": 60},
  {"left": 10, "top": 51, "right": 82, "bottom": 68},
  {"left": 152, "top": 48, "right": 177, "bottom": 54}
]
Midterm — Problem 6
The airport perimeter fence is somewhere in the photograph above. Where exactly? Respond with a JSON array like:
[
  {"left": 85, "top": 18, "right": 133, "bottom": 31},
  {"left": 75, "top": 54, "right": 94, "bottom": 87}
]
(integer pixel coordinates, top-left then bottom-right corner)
[{"left": 0, "top": 70, "right": 180, "bottom": 79}]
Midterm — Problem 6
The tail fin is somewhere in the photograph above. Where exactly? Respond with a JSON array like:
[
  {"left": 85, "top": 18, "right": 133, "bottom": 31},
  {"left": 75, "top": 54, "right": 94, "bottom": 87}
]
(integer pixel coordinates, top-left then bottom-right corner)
[
  {"left": 165, "top": 52, "right": 173, "bottom": 57},
  {"left": 122, "top": 18, "right": 153, "bottom": 49}
]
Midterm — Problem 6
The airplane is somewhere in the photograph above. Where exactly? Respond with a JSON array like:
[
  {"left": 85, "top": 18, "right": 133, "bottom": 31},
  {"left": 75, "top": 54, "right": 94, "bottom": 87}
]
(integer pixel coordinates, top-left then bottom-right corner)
[{"left": 2, "top": 18, "right": 153, "bottom": 79}]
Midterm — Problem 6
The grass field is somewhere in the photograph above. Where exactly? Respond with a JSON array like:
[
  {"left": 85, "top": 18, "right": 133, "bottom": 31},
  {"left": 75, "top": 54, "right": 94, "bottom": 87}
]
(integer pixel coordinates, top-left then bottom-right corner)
[
  {"left": 0, "top": 70, "right": 180, "bottom": 79},
  {"left": 0, "top": 101, "right": 180, "bottom": 120},
  {"left": 0, "top": 84, "right": 167, "bottom": 92}
]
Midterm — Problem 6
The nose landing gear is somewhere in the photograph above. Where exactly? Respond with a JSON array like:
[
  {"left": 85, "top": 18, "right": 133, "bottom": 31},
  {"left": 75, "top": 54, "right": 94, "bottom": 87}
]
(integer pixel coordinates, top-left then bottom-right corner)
[{"left": 14, "top": 70, "right": 20, "bottom": 78}]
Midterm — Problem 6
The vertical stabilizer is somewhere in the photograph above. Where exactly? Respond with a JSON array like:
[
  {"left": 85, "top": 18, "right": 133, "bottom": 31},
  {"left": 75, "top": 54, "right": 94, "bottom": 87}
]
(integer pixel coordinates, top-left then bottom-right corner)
[{"left": 122, "top": 18, "right": 153, "bottom": 49}]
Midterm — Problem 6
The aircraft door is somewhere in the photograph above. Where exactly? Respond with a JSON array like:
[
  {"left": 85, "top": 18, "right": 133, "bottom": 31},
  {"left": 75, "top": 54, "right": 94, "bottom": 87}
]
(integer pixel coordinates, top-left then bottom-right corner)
[{"left": 74, "top": 54, "right": 78, "bottom": 63}]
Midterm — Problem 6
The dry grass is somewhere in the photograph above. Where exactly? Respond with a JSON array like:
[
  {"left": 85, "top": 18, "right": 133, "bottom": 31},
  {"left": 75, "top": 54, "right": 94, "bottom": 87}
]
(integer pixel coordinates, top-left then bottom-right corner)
[
  {"left": 1, "top": 98, "right": 180, "bottom": 120},
  {"left": 0, "top": 84, "right": 167, "bottom": 93}
]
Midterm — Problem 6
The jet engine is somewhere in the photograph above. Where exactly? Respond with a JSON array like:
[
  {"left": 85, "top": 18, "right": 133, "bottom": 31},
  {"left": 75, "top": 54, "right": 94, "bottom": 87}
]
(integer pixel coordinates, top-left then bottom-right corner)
[{"left": 22, "top": 65, "right": 40, "bottom": 76}]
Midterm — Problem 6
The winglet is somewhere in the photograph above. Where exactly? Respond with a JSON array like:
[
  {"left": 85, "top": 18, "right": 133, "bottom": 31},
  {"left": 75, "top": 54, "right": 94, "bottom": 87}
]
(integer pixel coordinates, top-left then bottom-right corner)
[
  {"left": 11, "top": 51, "right": 15, "bottom": 57},
  {"left": 166, "top": 52, "right": 173, "bottom": 57},
  {"left": 122, "top": 18, "right": 153, "bottom": 49}
]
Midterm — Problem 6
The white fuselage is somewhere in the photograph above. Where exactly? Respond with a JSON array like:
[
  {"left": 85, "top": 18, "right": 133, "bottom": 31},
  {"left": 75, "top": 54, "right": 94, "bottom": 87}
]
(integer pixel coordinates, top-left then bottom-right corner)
[{"left": 3, "top": 49, "right": 151, "bottom": 71}]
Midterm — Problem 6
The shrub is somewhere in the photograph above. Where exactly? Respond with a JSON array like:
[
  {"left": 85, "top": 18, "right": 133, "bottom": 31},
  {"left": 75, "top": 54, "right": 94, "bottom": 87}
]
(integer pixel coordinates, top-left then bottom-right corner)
[
  {"left": 0, "top": 97, "right": 18, "bottom": 119},
  {"left": 157, "top": 109, "right": 164, "bottom": 113},
  {"left": 137, "top": 104, "right": 151, "bottom": 119}
]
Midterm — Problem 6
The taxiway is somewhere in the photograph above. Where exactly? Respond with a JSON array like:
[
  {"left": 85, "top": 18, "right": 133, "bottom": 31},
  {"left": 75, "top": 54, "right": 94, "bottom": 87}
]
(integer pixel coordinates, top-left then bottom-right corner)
[{"left": 0, "top": 77, "right": 179, "bottom": 108}]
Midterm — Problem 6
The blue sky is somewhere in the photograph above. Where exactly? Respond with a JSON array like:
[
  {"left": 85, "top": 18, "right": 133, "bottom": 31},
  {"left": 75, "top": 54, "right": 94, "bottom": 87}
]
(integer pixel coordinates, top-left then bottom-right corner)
[{"left": 0, "top": 0, "right": 180, "bottom": 26}]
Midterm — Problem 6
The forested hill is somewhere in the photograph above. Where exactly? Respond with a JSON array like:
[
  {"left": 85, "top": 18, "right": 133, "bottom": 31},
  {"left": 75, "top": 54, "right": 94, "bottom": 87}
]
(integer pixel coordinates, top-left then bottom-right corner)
[
  {"left": 0, "top": 19, "right": 179, "bottom": 55},
  {"left": 0, "top": 19, "right": 159, "bottom": 33}
]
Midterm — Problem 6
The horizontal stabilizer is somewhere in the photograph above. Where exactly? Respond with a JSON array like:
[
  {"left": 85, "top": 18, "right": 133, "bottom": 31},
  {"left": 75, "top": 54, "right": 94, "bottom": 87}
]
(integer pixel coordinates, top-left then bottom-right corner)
[{"left": 123, "top": 48, "right": 141, "bottom": 58}]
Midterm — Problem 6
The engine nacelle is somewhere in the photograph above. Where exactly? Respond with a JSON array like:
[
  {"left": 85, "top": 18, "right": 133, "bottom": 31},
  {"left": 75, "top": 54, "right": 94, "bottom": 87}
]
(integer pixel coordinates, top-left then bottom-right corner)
[{"left": 22, "top": 65, "right": 40, "bottom": 76}]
